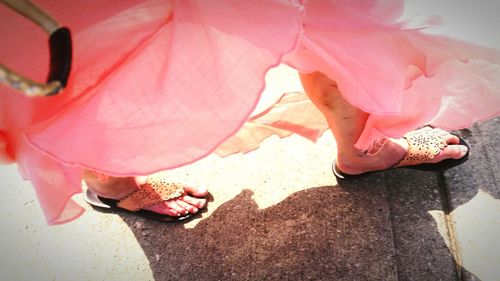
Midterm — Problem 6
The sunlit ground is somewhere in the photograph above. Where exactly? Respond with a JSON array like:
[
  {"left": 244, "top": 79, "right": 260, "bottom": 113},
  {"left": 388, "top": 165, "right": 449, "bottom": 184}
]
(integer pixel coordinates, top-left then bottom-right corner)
[{"left": 430, "top": 190, "right": 500, "bottom": 281}]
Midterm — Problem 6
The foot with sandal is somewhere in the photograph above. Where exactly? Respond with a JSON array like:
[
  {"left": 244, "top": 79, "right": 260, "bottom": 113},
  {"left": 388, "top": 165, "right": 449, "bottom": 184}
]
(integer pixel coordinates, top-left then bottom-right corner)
[
  {"left": 82, "top": 71, "right": 469, "bottom": 221},
  {"left": 332, "top": 127, "right": 469, "bottom": 180},
  {"left": 83, "top": 171, "right": 208, "bottom": 222},
  {"left": 299, "top": 72, "right": 469, "bottom": 180},
  {"left": 83, "top": 71, "right": 469, "bottom": 222}
]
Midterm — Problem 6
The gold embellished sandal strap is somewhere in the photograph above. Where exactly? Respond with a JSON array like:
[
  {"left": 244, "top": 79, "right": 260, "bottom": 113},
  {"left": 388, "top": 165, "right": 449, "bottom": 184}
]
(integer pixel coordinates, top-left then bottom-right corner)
[
  {"left": 395, "top": 130, "right": 447, "bottom": 167},
  {"left": 117, "top": 176, "right": 185, "bottom": 211}
]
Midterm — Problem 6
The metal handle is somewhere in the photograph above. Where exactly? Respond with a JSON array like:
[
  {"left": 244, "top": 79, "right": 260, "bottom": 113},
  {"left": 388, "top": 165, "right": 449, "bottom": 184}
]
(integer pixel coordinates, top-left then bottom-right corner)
[{"left": 0, "top": 0, "right": 72, "bottom": 97}]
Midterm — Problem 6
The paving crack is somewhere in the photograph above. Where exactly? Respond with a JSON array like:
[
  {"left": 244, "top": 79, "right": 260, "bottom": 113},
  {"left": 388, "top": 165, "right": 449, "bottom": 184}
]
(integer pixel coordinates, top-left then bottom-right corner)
[
  {"left": 382, "top": 172, "right": 401, "bottom": 281},
  {"left": 437, "top": 171, "right": 463, "bottom": 281}
]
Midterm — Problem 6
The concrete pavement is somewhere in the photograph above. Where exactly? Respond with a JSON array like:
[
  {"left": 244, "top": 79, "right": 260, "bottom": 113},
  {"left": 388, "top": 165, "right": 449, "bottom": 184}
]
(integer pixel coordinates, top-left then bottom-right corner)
[{"left": 1, "top": 115, "right": 499, "bottom": 281}]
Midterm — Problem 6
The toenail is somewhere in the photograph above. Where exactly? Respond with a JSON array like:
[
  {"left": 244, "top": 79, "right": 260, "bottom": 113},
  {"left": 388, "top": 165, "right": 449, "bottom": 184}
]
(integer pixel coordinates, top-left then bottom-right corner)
[
  {"left": 196, "top": 187, "right": 207, "bottom": 193},
  {"left": 461, "top": 146, "right": 468, "bottom": 153}
]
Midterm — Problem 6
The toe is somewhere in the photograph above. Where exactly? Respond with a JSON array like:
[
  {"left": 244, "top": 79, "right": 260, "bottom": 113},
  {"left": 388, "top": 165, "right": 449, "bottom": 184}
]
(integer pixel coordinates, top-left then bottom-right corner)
[
  {"left": 435, "top": 144, "right": 468, "bottom": 162},
  {"left": 183, "top": 185, "right": 209, "bottom": 198},
  {"left": 175, "top": 199, "right": 199, "bottom": 214},
  {"left": 145, "top": 204, "right": 180, "bottom": 217},
  {"left": 430, "top": 128, "right": 460, "bottom": 144},
  {"left": 163, "top": 200, "right": 189, "bottom": 215},
  {"left": 443, "top": 133, "right": 460, "bottom": 144},
  {"left": 181, "top": 195, "right": 207, "bottom": 209}
]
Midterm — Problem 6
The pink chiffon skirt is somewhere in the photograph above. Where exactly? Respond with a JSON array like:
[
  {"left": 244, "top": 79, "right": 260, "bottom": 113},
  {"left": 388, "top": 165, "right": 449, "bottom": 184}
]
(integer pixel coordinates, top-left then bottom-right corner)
[{"left": 1, "top": 0, "right": 499, "bottom": 224}]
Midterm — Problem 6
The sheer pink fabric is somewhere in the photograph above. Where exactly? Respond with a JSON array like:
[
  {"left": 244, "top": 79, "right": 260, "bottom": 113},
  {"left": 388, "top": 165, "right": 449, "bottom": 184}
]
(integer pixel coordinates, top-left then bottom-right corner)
[
  {"left": 283, "top": 0, "right": 500, "bottom": 148},
  {"left": 1, "top": 0, "right": 499, "bottom": 224}
]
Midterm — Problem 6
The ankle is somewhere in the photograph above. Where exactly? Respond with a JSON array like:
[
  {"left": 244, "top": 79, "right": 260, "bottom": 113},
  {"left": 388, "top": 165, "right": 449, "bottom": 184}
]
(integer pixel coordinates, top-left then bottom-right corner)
[
  {"left": 84, "top": 172, "right": 138, "bottom": 200},
  {"left": 335, "top": 138, "right": 408, "bottom": 174},
  {"left": 336, "top": 152, "right": 374, "bottom": 175}
]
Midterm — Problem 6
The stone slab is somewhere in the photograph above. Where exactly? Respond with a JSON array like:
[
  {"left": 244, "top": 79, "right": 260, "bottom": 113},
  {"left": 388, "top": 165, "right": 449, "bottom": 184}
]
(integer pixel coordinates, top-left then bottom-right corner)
[
  {"left": 442, "top": 117, "right": 500, "bottom": 281},
  {"left": 384, "top": 168, "right": 458, "bottom": 281}
]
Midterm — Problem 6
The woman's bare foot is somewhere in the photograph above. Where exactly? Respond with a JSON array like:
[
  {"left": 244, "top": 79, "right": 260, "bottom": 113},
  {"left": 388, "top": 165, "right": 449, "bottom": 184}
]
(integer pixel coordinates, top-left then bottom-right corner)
[
  {"left": 83, "top": 171, "right": 208, "bottom": 217},
  {"left": 335, "top": 127, "right": 469, "bottom": 176}
]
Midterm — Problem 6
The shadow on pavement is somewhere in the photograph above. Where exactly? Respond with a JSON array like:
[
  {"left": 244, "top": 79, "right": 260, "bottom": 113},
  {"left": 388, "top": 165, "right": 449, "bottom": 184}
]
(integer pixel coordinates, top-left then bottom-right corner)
[
  {"left": 109, "top": 119, "right": 500, "bottom": 281},
  {"left": 115, "top": 172, "right": 481, "bottom": 281},
  {"left": 445, "top": 126, "right": 500, "bottom": 206},
  {"left": 120, "top": 183, "right": 397, "bottom": 281}
]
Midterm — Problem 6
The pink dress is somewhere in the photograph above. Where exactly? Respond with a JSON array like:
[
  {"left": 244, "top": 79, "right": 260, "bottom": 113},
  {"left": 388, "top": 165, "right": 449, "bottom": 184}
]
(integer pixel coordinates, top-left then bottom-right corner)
[{"left": 1, "top": 0, "right": 499, "bottom": 224}]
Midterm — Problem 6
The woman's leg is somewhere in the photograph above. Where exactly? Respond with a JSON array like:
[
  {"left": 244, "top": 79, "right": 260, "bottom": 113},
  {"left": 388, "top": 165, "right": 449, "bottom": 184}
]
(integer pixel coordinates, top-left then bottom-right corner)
[
  {"left": 299, "top": 71, "right": 468, "bottom": 175},
  {"left": 83, "top": 170, "right": 207, "bottom": 217}
]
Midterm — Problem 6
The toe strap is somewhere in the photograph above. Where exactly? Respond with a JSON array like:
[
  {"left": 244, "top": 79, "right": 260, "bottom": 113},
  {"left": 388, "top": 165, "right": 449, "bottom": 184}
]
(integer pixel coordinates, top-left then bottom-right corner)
[
  {"left": 117, "top": 176, "right": 184, "bottom": 211},
  {"left": 395, "top": 129, "right": 447, "bottom": 167}
]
